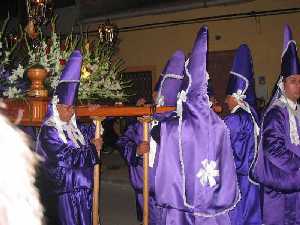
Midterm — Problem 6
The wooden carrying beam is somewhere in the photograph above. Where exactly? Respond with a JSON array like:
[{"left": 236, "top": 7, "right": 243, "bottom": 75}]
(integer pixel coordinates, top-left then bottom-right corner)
[{"left": 2, "top": 98, "right": 175, "bottom": 126}]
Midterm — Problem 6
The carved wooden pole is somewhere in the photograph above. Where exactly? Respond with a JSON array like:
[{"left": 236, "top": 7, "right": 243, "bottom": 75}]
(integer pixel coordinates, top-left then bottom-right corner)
[
  {"left": 139, "top": 116, "right": 151, "bottom": 225},
  {"left": 93, "top": 117, "right": 104, "bottom": 225}
]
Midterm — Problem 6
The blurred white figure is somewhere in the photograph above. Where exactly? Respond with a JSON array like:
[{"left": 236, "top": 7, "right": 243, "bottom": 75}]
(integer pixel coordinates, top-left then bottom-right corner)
[{"left": 0, "top": 113, "right": 43, "bottom": 225}]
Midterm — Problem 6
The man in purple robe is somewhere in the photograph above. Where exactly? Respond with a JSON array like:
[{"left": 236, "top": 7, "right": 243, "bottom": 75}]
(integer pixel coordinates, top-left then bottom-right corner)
[
  {"left": 117, "top": 50, "right": 186, "bottom": 225},
  {"left": 224, "top": 44, "right": 262, "bottom": 225},
  {"left": 252, "top": 25, "right": 300, "bottom": 225},
  {"left": 36, "top": 50, "right": 102, "bottom": 225},
  {"left": 154, "top": 26, "right": 240, "bottom": 225}
]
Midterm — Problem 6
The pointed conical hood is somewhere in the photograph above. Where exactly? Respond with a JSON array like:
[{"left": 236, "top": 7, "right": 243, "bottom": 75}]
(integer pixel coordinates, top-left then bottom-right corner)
[
  {"left": 156, "top": 50, "right": 185, "bottom": 106},
  {"left": 54, "top": 50, "right": 83, "bottom": 105},
  {"left": 184, "top": 26, "right": 208, "bottom": 98},
  {"left": 226, "top": 44, "right": 257, "bottom": 108},
  {"left": 281, "top": 24, "right": 300, "bottom": 78}
]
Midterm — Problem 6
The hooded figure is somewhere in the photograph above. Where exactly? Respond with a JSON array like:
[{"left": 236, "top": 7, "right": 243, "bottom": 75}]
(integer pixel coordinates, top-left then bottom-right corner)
[
  {"left": 154, "top": 26, "right": 240, "bottom": 225},
  {"left": 252, "top": 25, "right": 300, "bottom": 225},
  {"left": 224, "top": 44, "right": 262, "bottom": 225},
  {"left": 117, "top": 50, "right": 185, "bottom": 225},
  {"left": 36, "top": 50, "right": 100, "bottom": 225}
]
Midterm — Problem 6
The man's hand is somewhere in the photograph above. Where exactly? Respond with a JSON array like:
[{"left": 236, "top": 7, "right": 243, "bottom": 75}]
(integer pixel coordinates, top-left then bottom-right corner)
[
  {"left": 137, "top": 141, "right": 150, "bottom": 155},
  {"left": 136, "top": 98, "right": 146, "bottom": 106},
  {"left": 92, "top": 137, "right": 103, "bottom": 152}
]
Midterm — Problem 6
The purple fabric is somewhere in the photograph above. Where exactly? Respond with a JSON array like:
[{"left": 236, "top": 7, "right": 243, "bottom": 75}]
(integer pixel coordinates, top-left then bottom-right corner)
[
  {"left": 55, "top": 50, "right": 83, "bottom": 105},
  {"left": 224, "top": 108, "right": 262, "bottom": 225},
  {"left": 281, "top": 24, "right": 300, "bottom": 78},
  {"left": 154, "top": 26, "right": 240, "bottom": 224},
  {"left": 20, "top": 126, "right": 39, "bottom": 142},
  {"left": 117, "top": 122, "right": 159, "bottom": 224},
  {"left": 252, "top": 104, "right": 300, "bottom": 224},
  {"left": 36, "top": 122, "right": 99, "bottom": 225},
  {"left": 157, "top": 50, "right": 185, "bottom": 106},
  {"left": 56, "top": 189, "right": 93, "bottom": 225},
  {"left": 226, "top": 44, "right": 257, "bottom": 109},
  {"left": 157, "top": 207, "right": 232, "bottom": 225}
]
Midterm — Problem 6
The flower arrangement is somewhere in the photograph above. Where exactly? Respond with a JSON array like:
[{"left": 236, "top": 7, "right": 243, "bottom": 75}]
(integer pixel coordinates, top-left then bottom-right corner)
[
  {"left": 0, "top": 17, "right": 26, "bottom": 98},
  {"left": 25, "top": 19, "right": 78, "bottom": 94},
  {"left": 78, "top": 38, "right": 128, "bottom": 102},
  {"left": 0, "top": 18, "right": 128, "bottom": 103}
]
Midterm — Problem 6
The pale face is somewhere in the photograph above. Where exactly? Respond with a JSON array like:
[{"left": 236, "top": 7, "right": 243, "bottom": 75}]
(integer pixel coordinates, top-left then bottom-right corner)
[
  {"left": 56, "top": 104, "right": 74, "bottom": 122},
  {"left": 225, "top": 95, "right": 239, "bottom": 112},
  {"left": 283, "top": 75, "right": 300, "bottom": 103}
]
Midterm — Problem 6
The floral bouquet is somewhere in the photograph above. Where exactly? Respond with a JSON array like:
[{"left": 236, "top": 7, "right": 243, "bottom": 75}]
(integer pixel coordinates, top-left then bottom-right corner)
[
  {"left": 78, "top": 38, "right": 129, "bottom": 103},
  {"left": 0, "top": 17, "right": 129, "bottom": 103},
  {"left": 0, "top": 17, "right": 25, "bottom": 98},
  {"left": 25, "top": 19, "right": 78, "bottom": 94}
]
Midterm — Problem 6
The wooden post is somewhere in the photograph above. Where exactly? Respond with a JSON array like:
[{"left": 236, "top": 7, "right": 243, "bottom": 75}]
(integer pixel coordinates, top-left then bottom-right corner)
[
  {"left": 93, "top": 117, "right": 104, "bottom": 225},
  {"left": 139, "top": 117, "right": 151, "bottom": 225}
]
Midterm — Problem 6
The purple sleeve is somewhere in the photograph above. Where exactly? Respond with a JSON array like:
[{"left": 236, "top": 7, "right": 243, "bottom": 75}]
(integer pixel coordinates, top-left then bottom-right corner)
[
  {"left": 39, "top": 126, "right": 98, "bottom": 169},
  {"left": 117, "top": 123, "right": 142, "bottom": 166},
  {"left": 263, "top": 108, "right": 300, "bottom": 172}
]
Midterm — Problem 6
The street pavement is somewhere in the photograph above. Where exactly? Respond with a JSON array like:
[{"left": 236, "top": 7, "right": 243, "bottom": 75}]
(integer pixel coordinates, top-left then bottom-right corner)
[{"left": 100, "top": 151, "right": 141, "bottom": 225}]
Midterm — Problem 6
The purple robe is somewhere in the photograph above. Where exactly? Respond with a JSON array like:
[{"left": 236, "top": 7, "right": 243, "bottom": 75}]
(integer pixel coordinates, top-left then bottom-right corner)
[
  {"left": 154, "top": 26, "right": 240, "bottom": 225},
  {"left": 252, "top": 103, "right": 300, "bottom": 225},
  {"left": 117, "top": 122, "right": 159, "bottom": 225},
  {"left": 36, "top": 122, "right": 99, "bottom": 225},
  {"left": 224, "top": 107, "right": 262, "bottom": 225}
]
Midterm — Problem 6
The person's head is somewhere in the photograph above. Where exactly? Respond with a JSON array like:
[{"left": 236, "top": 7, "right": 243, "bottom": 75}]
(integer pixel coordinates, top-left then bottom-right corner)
[
  {"left": 225, "top": 95, "right": 239, "bottom": 112},
  {"left": 226, "top": 44, "right": 256, "bottom": 110},
  {"left": 50, "top": 50, "right": 82, "bottom": 123},
  {"left": 280, "top": 25, "right": 300, "bottom": 103},
  {"left": 283, "top": 74, "right": 300, "bottom": 102},
  {"left": 210, "top": 97, "right": 223, "bottom": 113},
  {"left": 56, "top": 104, "right": 74, "bottom": 122}
]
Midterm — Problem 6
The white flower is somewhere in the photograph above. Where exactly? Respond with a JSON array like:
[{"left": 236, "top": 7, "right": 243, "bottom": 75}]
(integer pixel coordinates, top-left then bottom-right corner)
[
  {"left": 3, "top": 87, "right": 21, "bottom": 99},
  {"left": 15, "top": 65, "right": 25, "bottom": 78},
  {"left": 196, "top": 159, "right": 219, "bottom": 188}
]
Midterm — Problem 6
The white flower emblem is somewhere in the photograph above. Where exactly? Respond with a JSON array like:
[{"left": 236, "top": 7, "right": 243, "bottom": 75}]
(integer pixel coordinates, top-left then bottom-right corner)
[
  {"left": 232, "top": 89, "right": 246, "bottom": 102},
  {"left": 196, "top": 159, "right": 219, "bottom": 187}
]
